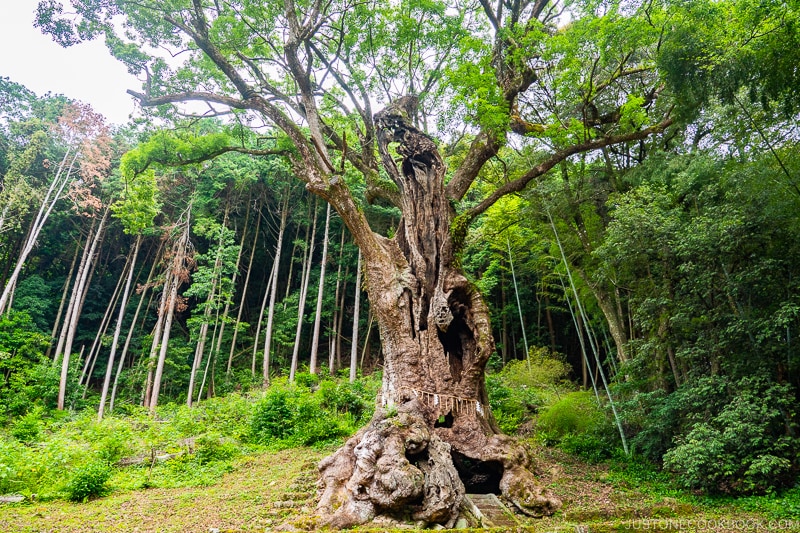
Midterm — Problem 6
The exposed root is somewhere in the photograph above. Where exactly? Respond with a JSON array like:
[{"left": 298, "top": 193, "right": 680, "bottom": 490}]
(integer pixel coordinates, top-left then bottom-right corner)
[
  {"left": 317, "top": 405, "right": 561, "bottom": 528},
  {"left": 318, "top": 407, "right": 463, "bottom": 528}
]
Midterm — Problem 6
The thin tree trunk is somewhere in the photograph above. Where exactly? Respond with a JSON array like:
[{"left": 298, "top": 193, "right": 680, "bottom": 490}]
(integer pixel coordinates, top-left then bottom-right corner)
[
  {"left": 187, "top": 206, "right": 229, "bottom": 407},
  {"left": 98, "top": 234, "right": 142, "bottom": 420},
  {"left": 549, "top": 211, "right": 628, "bottom": 454},
  {"left": 545, "top": 295, "right": 557, "bottom": 354},
  {"left": 329, "top": 227, "right": 346, "bottom": 373},
  {"left": 81, "top": 261, "right": 128, "bottom": 387},
  {"left": 309, "top": 202, "right": 331, "bottom": 374},
  {"left": 500, "top": 272, "right": 508, "bottom": 364},
  {"left": 262, "top": 197, "right": 289, "bottom": 386},
  {"left": 109, "top": 239, "right": 162, "bottom": 414},
  {"left": 187, "top": 280, "right": 217, "bottom": 407},
  {"left": 507, "top": 236, "right": 530, "bottom": 365},
  {"left": 289, "top": 200, "right": 318, "bottom": 381},
  {"left": 334, "top": 266, "right": 348, "bottom": 373},
  {"left": 222, "top": 200, "right": 253, "bottom": 375},
  {"left": 53, "top": 220, "right": 96, "bottom": 366},
  {"left": 57, "top": 209, "right": 109, "bottom": 410},
  {"left": 349, "top": 249, "right": 362, "bottom": 383},
  {"left": 213, "top": 227, "right": 244, "bottom": 377},
  {"left": 0, "top": 149, "right": 80, "bottom": 315},
  {"left": 149, "top": 206, "right": 192, "bottom": 414},
  {"left": 251, "top": 260, "right": 273, "bottom": 376},
  {"left": 47, "top": 241, "right": 81, "bottom": 360},
  {"left": 228, "top": 199, "right": 260, "bottom": 374},
  {"left": 359, "top": 307, "right": 372, "bottom": 371},
  {"left": 283, "top": 217, "right": 304, "bottom": 307}
]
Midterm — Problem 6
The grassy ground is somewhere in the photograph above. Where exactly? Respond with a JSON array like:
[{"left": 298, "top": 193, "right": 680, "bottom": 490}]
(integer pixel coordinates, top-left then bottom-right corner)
[{"left": 2, "top": 442, "right": 798, "bottom": 533}]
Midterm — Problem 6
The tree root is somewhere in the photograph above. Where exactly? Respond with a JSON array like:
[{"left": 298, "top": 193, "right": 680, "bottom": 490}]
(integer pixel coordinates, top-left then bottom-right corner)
[{"left": 317, "top": 406, "right": 560, "bottom": 528}]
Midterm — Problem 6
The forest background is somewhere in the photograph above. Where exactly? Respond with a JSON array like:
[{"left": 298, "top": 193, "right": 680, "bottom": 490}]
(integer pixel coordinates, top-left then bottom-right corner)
[{"left": 0, "top": 0, "right": 799, "bottom": 525}]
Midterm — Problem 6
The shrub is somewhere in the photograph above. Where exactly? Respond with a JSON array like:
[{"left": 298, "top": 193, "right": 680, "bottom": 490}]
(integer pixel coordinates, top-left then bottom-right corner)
[
  {"left": 318, "top": 380, "right": 369, "bottom": 420},
  {"left": 250, "top": 376, "right": 375, "bottom": 448},
  {"left": 11, "top": 408, "right": 43, "bottom": 443},
  {"left": 251, "top": 386, "right": 295, "bottom": 442},
  {"left": 560, "top": 433, "right": 612, "bottom": 463},
  {"left": 65, "top": 460, "right": 111, "bottom": 502},
  {"left": 663, "top": 377, "right": 798, "bottom": 494},
  {"left": 294, "top": 371, "right": 320, "bottom": 388},
  {"left": 487, "top": 354, "right": 571, "bottom": 434},
  {"left": 537, "top": 390, "right": 606, "bottom": 439},
  {"left": 195, "top": 433, "right": 239, "bottom": 465}
]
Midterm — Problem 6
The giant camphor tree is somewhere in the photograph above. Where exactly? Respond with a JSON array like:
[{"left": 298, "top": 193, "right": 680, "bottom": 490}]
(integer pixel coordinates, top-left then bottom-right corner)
[{"left": 37, "top": 0, "right": 674, "bottom": 525}]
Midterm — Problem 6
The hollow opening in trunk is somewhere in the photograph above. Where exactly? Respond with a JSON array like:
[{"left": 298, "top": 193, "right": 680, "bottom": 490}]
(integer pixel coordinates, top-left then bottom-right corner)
[
  {"left": 438, "top": 317, "right": 467, "bottom": 381},
  {"left": 451, "top": 450, "right": 503, "bottom": 494},
  {"left": 434, "top": 411, "right": 454, "bottom": 428}
]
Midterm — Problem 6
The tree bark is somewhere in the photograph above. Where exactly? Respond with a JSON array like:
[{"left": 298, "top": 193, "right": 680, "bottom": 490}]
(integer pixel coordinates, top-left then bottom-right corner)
[
  {"left": 148, "top": 205, "right": 193, "bottom": 413},
  {"left": 349, "top": 250, "right": 362, "bottom": 383},
  {"left": 227, "top": 200, "right": 259, "bottom": 374},
  {"left": 330, "top": 226, "right": 348, "bottom": 373},
  {"left": 81, "top": 260, "right": 127, "bottom": 388},
  {"left": 110, "top": 239, "right": 163, "bottom": 413},
  {"left": 262, "top": 197, "right": 289, "bottom": 385},
  {"left": 0, "top": 149, "right": 80, "bottom": 315},
  {"left": 57, "top": 209, "right": 108, "bottom": 410},
  {"left": 46, "top": 241, "right": 80, "bottom": 360},
  {"left": 309, "top": 202, "right": 331, "bottom": 374},
  {"left": 98, "top": 234, "right": 142, "bottom": 420},
  {"left": 289, "top": 200, "right": 318, "bottom": 381},
  {"left": 317, "top": 98, "right": 561, "bottom": 527},
  {"left": 187, "top": 206, "right": 228, "bottom": 407}
]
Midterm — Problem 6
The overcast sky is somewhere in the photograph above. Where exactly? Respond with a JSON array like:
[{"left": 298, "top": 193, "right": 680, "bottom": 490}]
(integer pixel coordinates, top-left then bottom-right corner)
[{"left": 0, "top": 0, "right": 141, "bottom": 125}]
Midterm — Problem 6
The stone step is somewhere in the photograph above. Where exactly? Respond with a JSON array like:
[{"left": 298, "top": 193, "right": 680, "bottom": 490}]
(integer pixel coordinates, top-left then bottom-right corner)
[
  {"left": 281, "top": 491, "right": 314, "bottom": 501},
  {"left": 464, "top": 493, "right": 521, "bottom": 528}
]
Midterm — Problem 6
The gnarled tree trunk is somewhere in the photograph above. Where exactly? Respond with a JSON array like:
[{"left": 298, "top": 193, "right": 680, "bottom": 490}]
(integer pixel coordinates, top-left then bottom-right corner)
[{"left": 317, "top": 97, "right": 561, "bottom": 528}]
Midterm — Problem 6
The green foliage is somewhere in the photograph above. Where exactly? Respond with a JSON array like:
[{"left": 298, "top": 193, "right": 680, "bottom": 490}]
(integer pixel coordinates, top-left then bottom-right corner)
[
  {"left": 534, "top": 388, "right": 621, "bottom": 462},
  {"left": 663, "top": 377, "right": 798, "bottom": 495},
  {"left": 0, "top": 311, "right": 61, "bottom": 418},
  {"left": 659, "top": 0, "right": 800, "bottom": 116},
  {"left": 195, "top": 433, "right": 239, "bottom": 465},
  {"left": 111, "top": 168, "right": 160, "bottom": 234},
  {"left": 250, "top": 375, "right": 377, "bottom": 448},
  {"left": 65, "top": 460, "right": 112, "bottom": 502},
  {"left": 10, "top": 407, "right": 44, "bottom": 443},
  {"left": 487, "top": 354, "right": 571, "bottom": 433},
  {"left": 12, "top": 276, "right": 53, "bottom": 331},
  {"left": 119, "top": 131, "right": 234, "bottom": 179},
  {"left": 537, "top": 390, "right": 605, "bottom": 441},
  {"left": 250, "top": 387, "right": 294, "bottom": 441}
]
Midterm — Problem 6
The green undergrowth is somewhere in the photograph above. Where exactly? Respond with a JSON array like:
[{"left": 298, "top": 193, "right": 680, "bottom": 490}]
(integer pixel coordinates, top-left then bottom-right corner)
[
  {"left": 0, "top": 372, "right": 380, "bottom": 502},
  {"left": 2, "top": 358, "right": 798, "bottom": 530}
]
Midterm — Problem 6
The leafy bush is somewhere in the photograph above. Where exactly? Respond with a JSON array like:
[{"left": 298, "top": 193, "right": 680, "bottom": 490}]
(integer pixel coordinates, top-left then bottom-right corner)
[
  {"left": 537, "top": 390, "right": 606, "bottom": 440},
  {"left": 535, "top": 390, "right": 619, "bottom": 461},
  {"left": 250, "top": 376, "right": 376, "bottom": 448},
  {"left": 195, "top": 433, "right": 239, "bottom": 465},
  {"left": 0, "top": 310, "right": 52, "bottom": 418},
  {"left": 560, "top": 433, "right": 612, "bottom": 463},
  {"left": 251, "top": 387, "right": 295, "bottom": 441},
  {"left": 487, "top": 354, "right": 571, "bottom": 434},
  {"left": 318, "top": 379, "right": 370, "bottom": 419},
  {"left": 663, "top": 377, "right": 798, "bottom": 494},
  {"left": 10, "top": 407, "right": 43, "bottom": 443},
  {"left": 65, "top": 460, "right": 111, "bottom": 502}
]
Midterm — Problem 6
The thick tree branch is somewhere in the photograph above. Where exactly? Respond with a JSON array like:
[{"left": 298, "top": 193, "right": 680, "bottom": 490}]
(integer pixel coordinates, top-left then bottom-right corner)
[
  {"left": 129, "top": 145, "right": 292, "bottom": 176},
  {"left": 160, "top": 13, "right": 322, "bottom": 176},
  {"left": 445, "top": 133, "right": 502, "bottom": 202},
  {"left": 464, "top": 118, "right": 674, "bottom": 221},
  {"left": 127, "top": 89, "right": 248, "bottom": 110}
]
